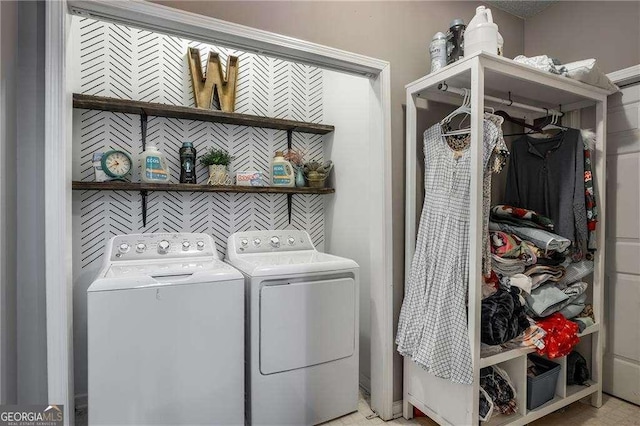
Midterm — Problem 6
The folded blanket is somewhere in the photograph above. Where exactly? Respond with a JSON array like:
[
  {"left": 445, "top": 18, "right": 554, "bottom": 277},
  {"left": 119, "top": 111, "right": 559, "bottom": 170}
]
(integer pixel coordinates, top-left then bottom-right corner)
[
  {"left": 525, "top": 281, "right": 588, "bottom": 318},
  {"left": 492, "top": 254, "right": 526, "bottom": 276},
  {"left": 556, "top": 260, "right": 594, "bottom": 288},
  {"left": 524, "top": 264, "right": 566, "bottom": 289},
  {"left": 490, "top": 231, "right": 538, "bottom": 264},
  {"left": 514, "top": 55, "right": 568, "bottom": 75},
  {"left": 491, "top": 205, "right": 554, "bottom": 231},
  {"left": 489, "top": 221, "right": 571, "bottom": 254},
  {"left": 559, "top": 293, "right": 588, "bottom": 319}
]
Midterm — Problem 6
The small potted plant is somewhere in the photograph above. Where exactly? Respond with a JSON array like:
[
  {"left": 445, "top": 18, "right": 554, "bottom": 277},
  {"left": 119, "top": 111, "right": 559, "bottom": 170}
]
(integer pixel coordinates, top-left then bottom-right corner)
[
  {"left": 200, "top": 147, "right": 233, "bottom": 185},
  {"left": 303, "top": 160, "right": 333, "bottom": 188},
  {"left": 284, "top": 148, "right": 306, "bottom": 187}
]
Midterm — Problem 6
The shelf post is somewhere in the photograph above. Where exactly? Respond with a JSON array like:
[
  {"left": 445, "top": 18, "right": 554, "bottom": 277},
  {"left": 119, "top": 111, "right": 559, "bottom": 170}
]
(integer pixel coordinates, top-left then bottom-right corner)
[
  {"left": 287, "top": 129, "right": 293, "bottom": 151},
  {"left": 468, "top": 57, "right": 485, "bottom": 425},
  {"left": 287, "top": 193, "right": 293, "bottom": 224},
  {"left": 140, "top": 189, "right": 148, "bottom": 227}
]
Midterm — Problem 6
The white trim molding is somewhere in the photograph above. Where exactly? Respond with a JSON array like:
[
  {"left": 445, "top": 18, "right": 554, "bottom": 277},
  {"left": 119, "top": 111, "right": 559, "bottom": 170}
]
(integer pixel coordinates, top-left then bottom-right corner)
[
  {"left": 49, "top": 0, "right": 395, "bottom": 422},
  {"left": 608, "top": 64, "right": 640, "bottom": 87},
  {"left": 45, "top": 0, "right": 74, "bottom": 422},
  {"left": 68, "top": 0, "right": 386, "bottom": 77}
]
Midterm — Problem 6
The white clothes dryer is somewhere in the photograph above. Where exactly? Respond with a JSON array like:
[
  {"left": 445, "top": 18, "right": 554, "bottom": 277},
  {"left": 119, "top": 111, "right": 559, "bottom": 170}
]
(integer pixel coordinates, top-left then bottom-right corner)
[
  {"left": 226, "top": 230, "right": 359, "bottom": 426},
  {"left": 88, "top": 233, "right": 244, "bottom": 426}
]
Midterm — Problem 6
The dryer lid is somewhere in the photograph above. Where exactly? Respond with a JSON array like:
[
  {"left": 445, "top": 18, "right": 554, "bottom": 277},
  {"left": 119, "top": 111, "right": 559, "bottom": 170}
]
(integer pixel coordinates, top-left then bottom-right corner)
[{"left": 226, "top": 251, "right": 358, "bottom": 277}]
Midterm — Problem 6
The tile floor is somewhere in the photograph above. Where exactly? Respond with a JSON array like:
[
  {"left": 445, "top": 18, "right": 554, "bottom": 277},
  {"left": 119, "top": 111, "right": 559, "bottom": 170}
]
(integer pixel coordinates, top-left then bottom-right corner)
[
  {"left": 320, "top": 389, "right": 640, "bottom": 425},
  {"left": 76, "top": 387, "right": 640, "bottom": 425}
]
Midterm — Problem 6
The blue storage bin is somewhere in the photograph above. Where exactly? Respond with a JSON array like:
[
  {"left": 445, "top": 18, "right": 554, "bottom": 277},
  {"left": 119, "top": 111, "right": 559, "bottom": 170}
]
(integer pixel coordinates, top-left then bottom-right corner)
[{"left": 527, "top": 355, "right": 561, "bottom": 410}]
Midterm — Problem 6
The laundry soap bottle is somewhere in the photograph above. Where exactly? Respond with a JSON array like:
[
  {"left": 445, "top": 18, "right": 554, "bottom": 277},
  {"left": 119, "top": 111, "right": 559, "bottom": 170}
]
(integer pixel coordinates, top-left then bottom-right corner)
[
  {"left": 270, "top": 151, "right": 295, "bottom": 187},
  {"left": 464, "top": 6, "right": 499, "bottom": 57},
  {"left": 141, "top": 145, "right": 170, "bottom": 183}
]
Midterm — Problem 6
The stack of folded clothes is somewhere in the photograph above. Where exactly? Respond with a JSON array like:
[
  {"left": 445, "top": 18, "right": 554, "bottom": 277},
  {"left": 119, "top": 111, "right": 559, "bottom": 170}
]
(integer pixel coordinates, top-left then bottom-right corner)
[{"left": 482, "top": 205, "right": 596, "bottom": 353}]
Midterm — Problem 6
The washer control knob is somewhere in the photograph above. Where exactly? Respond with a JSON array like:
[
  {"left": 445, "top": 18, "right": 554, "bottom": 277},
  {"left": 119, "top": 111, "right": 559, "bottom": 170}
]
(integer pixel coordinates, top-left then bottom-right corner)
[
  {"left": 182, "top": 241, "right": 190, "bottom": 251},
  {"left": 287, "top": 237, "right": 295, "bottom": 245},
  {"left": 253, "top": 238, "right": 261, "bottom": 247},
  {"left": 118, "top": 243, "right": 130, "bottom": 254},
  {"left": 135, "top": 243, "right": 146, "bottom": 253},
  {"left": 157, "top": 240, "right": 170, "bottom": 254},
  {"left": 241, "top": 238, "right": 249, "bottom": 247},
  {"left": 196, "top": 241, "right": 205, "bottom": 250},
  {"left": 270, "top": 236, "right": 280, "bottom": 248}
]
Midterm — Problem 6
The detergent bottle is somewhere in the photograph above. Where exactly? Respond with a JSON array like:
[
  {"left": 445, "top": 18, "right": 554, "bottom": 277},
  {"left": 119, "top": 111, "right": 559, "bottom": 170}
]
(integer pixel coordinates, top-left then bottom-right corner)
[
  {"left": 464, "top": 6, "right": 499, "bottom": 57},
  {"left": 140, "top": 145, "right": 170, "bottom": 183},
  {"left": 270, "top": 151, "right": 295, "bottom": 187}
]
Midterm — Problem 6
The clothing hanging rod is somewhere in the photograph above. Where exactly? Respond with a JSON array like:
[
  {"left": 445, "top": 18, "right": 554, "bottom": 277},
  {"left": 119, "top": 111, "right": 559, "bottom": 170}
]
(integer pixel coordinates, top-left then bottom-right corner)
[{"left": 438, "top": 83, "right": 564, "bottom": 117}]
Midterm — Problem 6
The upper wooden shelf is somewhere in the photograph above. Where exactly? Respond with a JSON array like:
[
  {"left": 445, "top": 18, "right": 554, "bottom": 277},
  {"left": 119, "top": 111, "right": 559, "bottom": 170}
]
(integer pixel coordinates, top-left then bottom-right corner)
[
  {"left": 72, "top": 181, "right": 335, "bottom": 195},
  {"left": 72, "top": 94, "right": 335, "bottom": 135}
]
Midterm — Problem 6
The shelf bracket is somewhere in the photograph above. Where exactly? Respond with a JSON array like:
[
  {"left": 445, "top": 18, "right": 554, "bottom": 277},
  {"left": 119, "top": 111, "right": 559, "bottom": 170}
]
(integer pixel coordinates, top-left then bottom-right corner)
[
  {"left": 140, "top": 189, "right": 148, "bottom": 227},
  {"left": 140, "top": 109, "right": 148, "bottom": 151},
  {"left": 287, "top": 129, "right": 293, "bottom": 151},
  {"left": 287, "top": 193, "right": 293, "bottom": 224}
]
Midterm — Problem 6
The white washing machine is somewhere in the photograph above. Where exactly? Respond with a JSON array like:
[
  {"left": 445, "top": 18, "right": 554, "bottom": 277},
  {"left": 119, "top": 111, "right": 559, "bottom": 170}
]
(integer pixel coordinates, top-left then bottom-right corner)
[
  {"left": 88, "top": 233, "right": 245, "bottom": 426},
  {"left": 226, "top": 230, "right": 359, "bottom": 425}
]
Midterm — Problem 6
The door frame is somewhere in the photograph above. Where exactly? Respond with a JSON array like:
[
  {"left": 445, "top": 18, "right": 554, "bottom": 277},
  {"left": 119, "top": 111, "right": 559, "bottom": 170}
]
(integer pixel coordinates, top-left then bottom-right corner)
[
  {"left": 602, "top": 64, "right": 640, "bottom": 403},
  {"left": 46, "top": 0, "right": 394, "bottom": 422}
]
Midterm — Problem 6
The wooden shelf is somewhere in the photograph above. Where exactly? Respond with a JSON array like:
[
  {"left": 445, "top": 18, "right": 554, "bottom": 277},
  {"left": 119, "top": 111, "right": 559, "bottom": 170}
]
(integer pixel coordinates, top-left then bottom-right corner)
[
  {"left": 481, "top": 347, "right": 536, "bottom": 369},
  {"left": 73, "top": 94, "right": 335, "bottom": 135},
  {"left": 72, "top": 181, "right": 335, "bottom": 195}
]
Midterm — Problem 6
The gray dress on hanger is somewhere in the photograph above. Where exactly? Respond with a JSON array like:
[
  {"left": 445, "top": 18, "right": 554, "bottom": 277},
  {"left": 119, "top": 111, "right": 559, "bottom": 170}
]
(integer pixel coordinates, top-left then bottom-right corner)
[{"left": 396, "top": 120, "right": 499, "bottom": 385}]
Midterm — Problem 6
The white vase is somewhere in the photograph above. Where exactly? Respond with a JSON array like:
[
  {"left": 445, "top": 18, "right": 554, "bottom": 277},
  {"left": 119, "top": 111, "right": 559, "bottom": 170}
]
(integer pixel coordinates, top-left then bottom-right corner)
[{"left": 207, "top": 164, "right": 231, "bottom": 185}]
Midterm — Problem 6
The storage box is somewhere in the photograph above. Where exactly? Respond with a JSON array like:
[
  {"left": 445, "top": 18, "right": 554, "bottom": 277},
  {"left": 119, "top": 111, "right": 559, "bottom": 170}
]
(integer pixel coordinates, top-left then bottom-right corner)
[{"left": 527, "top": 355, "right": 561, "bottom": 410}]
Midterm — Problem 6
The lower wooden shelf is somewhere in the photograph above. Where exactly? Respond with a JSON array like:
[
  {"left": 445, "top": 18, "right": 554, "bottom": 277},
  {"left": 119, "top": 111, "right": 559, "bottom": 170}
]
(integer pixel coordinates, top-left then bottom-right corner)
[
  {"left": 72, "top": 181, "right": 335, "bottom": 194},
  {"left": 72, "top": 180, "right": 333, "bottom": 227}
]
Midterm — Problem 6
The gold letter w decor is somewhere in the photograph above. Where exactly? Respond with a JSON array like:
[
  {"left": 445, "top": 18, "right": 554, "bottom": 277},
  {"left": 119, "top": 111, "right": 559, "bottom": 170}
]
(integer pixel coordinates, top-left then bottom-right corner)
[{"left": 187, "top": 47, "right": 239, "bottom": 112}]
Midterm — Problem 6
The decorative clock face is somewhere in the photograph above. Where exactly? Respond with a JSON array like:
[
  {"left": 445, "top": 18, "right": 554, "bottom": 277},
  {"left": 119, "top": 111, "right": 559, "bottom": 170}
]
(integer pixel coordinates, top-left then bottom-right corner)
[{"left": 101, "top": 150, "right": 132, "bottom": 179}]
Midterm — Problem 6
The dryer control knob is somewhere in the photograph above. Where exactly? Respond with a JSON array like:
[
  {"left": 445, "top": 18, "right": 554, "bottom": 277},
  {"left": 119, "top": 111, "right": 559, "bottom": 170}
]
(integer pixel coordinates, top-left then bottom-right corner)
[
  {"left": 182, "top": 241, "right": 190, "bottom": 251},
  {"left": 270, "top": 236, "right": 280, "bottom": 248},
  {"left": 157, "top": 240, "right": 171, "bottom": 254},
  {"left": 118, "top": 243, "right": 130, "bottom": 254},
  {"left": 287, "top": 237, "right": 295, "bottom": 245},
  {"left": 253, "top": 238, "right": 261, "bottom": 247},
  {"left": 240, "top": 238, "right": 249, "bottom": 247},
  {"left": 135, "top": 243, "right": 146, "bottom": 253},
  {"left": 196, "top": 241, "right": 205, "bottom": 250}
]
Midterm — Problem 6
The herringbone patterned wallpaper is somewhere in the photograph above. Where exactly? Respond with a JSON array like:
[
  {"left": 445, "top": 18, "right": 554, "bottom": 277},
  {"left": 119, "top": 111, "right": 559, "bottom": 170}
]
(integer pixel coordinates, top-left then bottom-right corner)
[{"left": 72, "top": 16, "right": 325, "bottom": 268}]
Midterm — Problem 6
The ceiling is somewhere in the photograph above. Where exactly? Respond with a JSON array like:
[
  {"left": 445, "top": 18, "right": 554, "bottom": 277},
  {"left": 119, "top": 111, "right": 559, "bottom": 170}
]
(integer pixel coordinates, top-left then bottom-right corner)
[{"left": 485, "top": 1, "right": 559, "bottom": 19}]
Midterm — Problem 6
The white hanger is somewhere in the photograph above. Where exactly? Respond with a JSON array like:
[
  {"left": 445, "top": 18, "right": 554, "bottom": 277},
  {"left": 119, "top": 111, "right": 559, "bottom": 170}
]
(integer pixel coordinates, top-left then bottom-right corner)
[{"left": 442, "top": 88, "right": 471, "bottom": 136}]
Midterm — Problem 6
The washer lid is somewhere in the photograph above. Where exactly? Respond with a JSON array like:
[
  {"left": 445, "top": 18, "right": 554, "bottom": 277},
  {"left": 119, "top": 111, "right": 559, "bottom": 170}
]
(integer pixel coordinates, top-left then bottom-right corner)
[
  {"left": 227, "top": 251, "right": 358, "bottom": 277},
  {"left": 88, "top": 259, "right": 243, "bottom": 292}
]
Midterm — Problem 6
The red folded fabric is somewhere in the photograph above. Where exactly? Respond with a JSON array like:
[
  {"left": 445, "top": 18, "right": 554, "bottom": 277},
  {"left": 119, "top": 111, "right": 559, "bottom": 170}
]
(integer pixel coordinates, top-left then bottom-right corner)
[{"left": 536, "top": 313, "right": 580, "bottom": 359}]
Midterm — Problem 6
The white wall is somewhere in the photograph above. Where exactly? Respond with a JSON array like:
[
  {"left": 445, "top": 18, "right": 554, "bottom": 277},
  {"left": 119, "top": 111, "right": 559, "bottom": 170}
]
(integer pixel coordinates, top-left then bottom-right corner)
[
  {"left": 16, "top": 0, "right": 48, "bottom": 404},
  {"left": 0, "top": 0, "right": 18, "bottom": 405},
  {"left": 322, "top": 70, "right": 372, "bottom": 389}
]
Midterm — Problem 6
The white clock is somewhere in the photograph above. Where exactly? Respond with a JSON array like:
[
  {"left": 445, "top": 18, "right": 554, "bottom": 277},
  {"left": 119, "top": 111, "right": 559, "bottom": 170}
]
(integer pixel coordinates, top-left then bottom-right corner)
[{"left": 101, "top": 150, "right": 132, "bottom": 180}]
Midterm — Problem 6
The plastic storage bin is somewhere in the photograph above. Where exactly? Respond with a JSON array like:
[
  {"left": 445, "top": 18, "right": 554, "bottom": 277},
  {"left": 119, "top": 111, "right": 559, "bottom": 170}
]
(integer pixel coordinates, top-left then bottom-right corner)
[{"left": 527, "top": 355, "right": 561, "bottom": 410}]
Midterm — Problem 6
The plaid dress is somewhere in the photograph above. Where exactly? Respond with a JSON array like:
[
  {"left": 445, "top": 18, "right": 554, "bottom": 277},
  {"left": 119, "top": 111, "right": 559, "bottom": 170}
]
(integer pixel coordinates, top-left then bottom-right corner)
[{"left": 396, "top": 120, "right": 499, "bottom": 384}]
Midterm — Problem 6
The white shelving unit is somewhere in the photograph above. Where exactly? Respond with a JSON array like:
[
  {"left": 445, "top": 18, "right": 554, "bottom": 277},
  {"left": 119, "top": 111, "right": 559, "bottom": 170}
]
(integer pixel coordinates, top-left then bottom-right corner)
[{"left": 403, "top": 52, "right": 612, "bottom": 425}]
